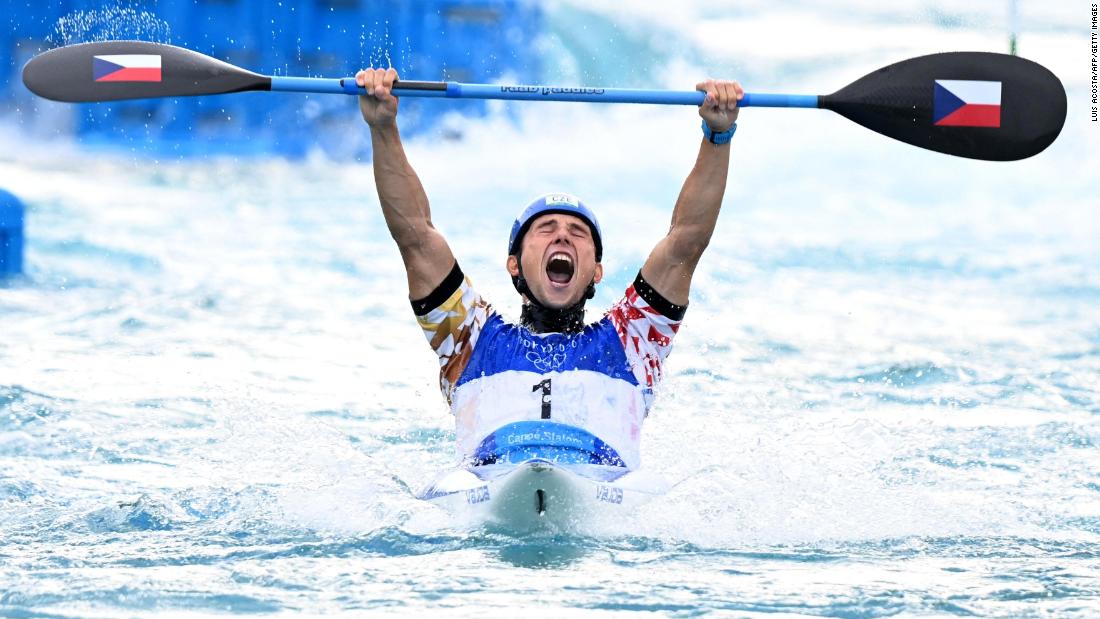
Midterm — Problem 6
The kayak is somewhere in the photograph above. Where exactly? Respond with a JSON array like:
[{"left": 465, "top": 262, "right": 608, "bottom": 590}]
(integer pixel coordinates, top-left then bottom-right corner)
[
  {"left": 416, "top": 458, "right": 670, "bottom": 531},
  {"left": 417, "top": 420, "right": 668, "bottom": 531}
]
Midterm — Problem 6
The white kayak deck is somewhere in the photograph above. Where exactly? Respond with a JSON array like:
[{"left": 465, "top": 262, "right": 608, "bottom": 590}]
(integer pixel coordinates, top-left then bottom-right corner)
[{"left": 417, "top": 459, "right": 670, "bottom": 531}]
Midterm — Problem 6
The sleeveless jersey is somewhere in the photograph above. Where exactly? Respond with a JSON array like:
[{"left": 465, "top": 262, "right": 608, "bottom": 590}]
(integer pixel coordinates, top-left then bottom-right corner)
[{"left": 413, "top": 264, "right": 683, "bottom": 469}]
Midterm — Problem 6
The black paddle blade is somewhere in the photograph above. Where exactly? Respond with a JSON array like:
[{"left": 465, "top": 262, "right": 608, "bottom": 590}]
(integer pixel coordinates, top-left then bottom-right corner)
[
  {"left": 22, "top": 40, "right": 271, "bottom": 103},
  {"left": 821, "top": 52, "right": 1066, "bottom": 161}
]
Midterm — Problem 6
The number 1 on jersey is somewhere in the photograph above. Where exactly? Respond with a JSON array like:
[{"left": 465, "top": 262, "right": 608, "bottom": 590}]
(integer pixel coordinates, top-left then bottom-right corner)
[{"left": 532, "top": 378, "right": 552, "bottom": 419}]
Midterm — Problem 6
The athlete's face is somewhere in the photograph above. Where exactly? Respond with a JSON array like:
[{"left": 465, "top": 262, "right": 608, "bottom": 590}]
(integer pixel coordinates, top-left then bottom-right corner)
[{"left": 507, "top": 213, "right": 603, "bottom": 309}]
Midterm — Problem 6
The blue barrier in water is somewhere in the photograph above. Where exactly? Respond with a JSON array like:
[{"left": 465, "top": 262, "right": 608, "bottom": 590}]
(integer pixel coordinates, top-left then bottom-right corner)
[
  {"left": 2, "top": 0, "right": 543, "bottom": 158},
  {"left": 0, "top": 188, "right": 25, "bottom": 277}
]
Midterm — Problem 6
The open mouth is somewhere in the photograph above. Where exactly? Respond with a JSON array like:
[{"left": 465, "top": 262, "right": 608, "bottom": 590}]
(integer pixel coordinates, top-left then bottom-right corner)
[{"left": 546, "top": 252, "right": 575, "bottom": 284}]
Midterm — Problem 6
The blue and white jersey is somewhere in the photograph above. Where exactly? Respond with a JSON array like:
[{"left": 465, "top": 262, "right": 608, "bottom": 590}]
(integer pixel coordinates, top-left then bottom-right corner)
[{"left": 413, "top": 264, "right": 684, "bottom": 469}]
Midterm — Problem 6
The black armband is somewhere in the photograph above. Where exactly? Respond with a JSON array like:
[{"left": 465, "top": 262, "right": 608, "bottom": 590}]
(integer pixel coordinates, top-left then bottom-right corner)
[
  {"left": 633, "top": 271, "right": 687, "bottom": 320},
  {"left": 410, "top": 262, "right": 463, "bottom": 315}
]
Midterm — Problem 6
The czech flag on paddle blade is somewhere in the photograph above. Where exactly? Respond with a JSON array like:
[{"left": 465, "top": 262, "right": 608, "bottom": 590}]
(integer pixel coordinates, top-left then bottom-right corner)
[
  {"left": 93, "top": 55, "right": 162, "bottom": 82},
  {"left": 933, "top": 79, "right": 1001, "bottom": 128}
]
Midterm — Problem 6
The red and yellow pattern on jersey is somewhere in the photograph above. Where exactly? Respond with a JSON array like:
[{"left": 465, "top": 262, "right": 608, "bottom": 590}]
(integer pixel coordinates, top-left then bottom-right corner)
[{"left": 414, "top": 274, "right": 492, "bottom": 403}]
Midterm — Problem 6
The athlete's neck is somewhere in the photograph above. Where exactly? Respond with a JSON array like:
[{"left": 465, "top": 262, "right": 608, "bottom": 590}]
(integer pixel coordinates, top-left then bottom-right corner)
[
  {"left": 514, "top": 274, "right": 593, "bottom": 334},
  {"left": 520, "top": 297, "right": 587, "bottom": 334}
]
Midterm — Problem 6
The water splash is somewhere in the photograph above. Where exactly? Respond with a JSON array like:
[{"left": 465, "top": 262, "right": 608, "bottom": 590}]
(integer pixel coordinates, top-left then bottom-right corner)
[
  {"left": 49, "top": 5, "right": 172, "bottom": 47},
  {"left": 361, "top": 21, "right": 394, "bottom": 70}
]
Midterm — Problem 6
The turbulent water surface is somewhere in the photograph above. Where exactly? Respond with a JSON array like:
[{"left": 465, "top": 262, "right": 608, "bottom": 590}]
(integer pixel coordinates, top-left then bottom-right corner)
[{"left": 1, "top": 1, "right": 1098, "bottom": 617}]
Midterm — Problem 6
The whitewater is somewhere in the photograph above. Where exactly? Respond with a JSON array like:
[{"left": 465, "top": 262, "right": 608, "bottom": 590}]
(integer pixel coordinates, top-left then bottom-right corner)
[{"left": 1, "top": 0, "right": 1097, "bottom": 616}]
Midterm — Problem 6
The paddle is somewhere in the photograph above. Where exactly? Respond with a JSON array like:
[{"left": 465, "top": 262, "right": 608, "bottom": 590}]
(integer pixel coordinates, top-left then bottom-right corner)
[{"left": 23, "top": 40, "right": 1066, "bottom": 161}]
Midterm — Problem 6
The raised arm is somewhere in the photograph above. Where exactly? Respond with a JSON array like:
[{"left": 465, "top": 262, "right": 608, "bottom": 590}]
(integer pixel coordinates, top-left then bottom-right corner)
[
  {"left": 640, "top": 79, "right": 742, "bottom": 306},
  {"left": 358, "top": 68, "right": 455, "bottom": 300}
]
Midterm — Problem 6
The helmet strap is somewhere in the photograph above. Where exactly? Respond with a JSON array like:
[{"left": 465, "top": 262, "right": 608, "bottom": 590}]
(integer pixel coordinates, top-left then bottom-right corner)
[{"left": 513, "top": 272, "right": 595, "bottom": 334}]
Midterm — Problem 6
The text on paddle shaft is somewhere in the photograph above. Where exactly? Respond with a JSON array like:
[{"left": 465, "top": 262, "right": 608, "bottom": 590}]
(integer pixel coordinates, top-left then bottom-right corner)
[
  {"left": 1092, "top": 4, "right": 1098, "bottom": 121},
  {"left": 500, "top": 86, "right": 606, "bottom": 96},
  {"left": 532, "top": 378, "right": 552, "bottom": 419}
]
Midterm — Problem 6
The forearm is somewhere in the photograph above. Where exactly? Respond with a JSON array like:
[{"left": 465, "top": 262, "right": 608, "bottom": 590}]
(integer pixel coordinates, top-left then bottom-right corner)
[
  {"left": 369, "top": 124, "right": 454, "bottom": 299},
  {"left": 639, "top": 131, "right": 734, "bottom": 306},
  {"left": 667, "top": 139, "right": 731, "bottom": 259},
  {"left": 370, "top": 124, "right": 433, "bottom": 247}
]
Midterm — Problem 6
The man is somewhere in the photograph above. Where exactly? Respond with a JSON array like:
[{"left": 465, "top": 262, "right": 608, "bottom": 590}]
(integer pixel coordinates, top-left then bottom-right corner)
[{"left": 357, "top": 67, "right": 741, "bottom": 471}]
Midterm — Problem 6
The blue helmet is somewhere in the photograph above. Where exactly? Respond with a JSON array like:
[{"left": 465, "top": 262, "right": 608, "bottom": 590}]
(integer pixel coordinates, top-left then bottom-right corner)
[{"left": 507, "top": 193, "right": 603, "bottom": 261}]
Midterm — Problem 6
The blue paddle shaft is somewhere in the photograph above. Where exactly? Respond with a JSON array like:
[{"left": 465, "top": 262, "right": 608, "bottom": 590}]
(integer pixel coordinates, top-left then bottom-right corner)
[{"left": 269, "top": 76, "right": 819, "bottom": 108}]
